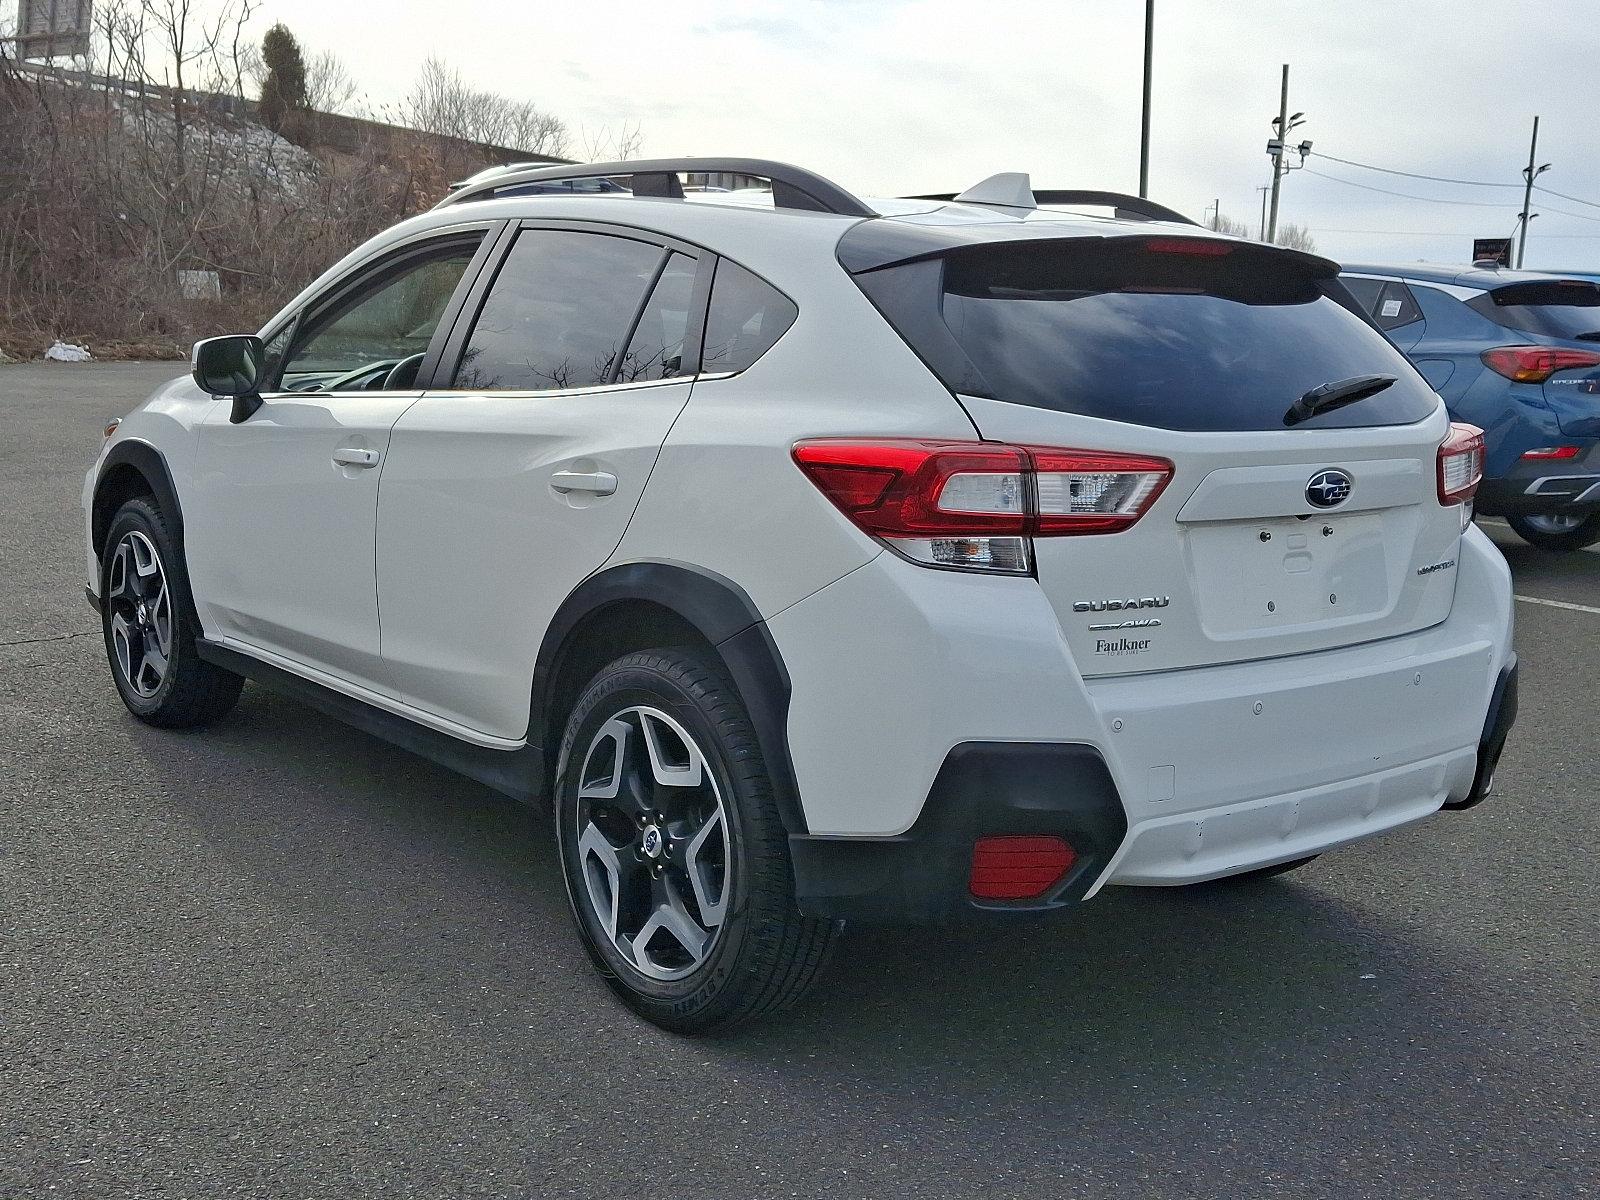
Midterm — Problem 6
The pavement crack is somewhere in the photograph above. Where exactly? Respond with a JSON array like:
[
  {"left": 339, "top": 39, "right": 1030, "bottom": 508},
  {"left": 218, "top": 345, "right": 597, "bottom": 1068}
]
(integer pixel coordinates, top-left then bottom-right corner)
[{"left": 0, "top": 630, "right": 97, "bottom": 648}]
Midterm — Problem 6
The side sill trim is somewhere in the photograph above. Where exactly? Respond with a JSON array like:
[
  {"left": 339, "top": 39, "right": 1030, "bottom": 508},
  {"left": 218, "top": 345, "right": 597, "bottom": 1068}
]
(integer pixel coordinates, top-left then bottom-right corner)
[{"left": 196, "top": 638, "right": 544, "bottom": 804}]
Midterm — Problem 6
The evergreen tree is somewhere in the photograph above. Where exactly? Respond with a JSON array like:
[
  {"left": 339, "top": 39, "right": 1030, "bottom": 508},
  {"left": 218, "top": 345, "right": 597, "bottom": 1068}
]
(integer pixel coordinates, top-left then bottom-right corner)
[{"left": 259, "top": 24, "right": 308, "bottom": 136}]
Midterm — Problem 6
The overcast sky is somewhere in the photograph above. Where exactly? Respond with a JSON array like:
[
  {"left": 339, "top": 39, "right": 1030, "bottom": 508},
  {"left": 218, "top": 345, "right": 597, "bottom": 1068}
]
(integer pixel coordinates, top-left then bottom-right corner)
[{"left": 259, "top": 0, "right": 1600, "bottom": 268}]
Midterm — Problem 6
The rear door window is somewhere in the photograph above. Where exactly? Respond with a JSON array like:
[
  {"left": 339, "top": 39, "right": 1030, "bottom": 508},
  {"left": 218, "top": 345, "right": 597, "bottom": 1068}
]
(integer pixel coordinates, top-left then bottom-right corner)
[
  {"left": 855, "top": 238, "right": 1437, "bottom": 432},
  {"left": 1341, "top": 276, "right": 1383, "bottom": 315},
  {"left": 452, "top": 230, "right": 664, "bottom": 391},
  {"left": 618, "top": 253, "right": 697, "bottom": 382}
]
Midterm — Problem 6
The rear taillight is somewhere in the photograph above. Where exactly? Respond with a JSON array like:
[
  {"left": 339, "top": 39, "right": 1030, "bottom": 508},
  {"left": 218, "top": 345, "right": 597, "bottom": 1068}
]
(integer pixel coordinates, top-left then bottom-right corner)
[
  {"left": 1438, "top": 422, "right": 1485, "bottom": 506},
  {"left": 792, "top": 439, "right": 1172, "bottom": 573},
  {"left": 1481, "top": 345, "right": 1600, "bottom": 384}
]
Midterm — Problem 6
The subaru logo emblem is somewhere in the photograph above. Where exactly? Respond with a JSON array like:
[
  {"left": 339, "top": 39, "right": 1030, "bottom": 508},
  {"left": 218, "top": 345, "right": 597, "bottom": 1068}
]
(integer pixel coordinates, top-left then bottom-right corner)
[{"left": 1306, "top": 469, "right": 1353, "bottom": 508}]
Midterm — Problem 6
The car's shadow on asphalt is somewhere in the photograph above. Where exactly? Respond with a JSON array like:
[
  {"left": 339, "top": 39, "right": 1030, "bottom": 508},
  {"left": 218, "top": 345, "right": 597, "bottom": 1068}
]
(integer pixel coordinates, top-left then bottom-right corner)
[{"left": 130, "top": 682, "right": 1507, "bottom": 1128}]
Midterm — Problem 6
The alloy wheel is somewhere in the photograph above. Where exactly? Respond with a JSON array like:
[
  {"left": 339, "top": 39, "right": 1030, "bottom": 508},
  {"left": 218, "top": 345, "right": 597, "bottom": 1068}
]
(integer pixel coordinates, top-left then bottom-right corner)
[
  {"left": 574, "top": 705, "right": 731, "bottom": 981},
  {"left": 106, "top": 530, "right": 174, "bottom": 699}
]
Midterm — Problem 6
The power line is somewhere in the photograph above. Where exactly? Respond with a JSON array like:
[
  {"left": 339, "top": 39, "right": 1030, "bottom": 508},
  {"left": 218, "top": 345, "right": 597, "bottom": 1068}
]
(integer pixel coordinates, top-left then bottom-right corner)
[
  {"left": 1301, "top": 167, "right": 1513, "bottom": 207},
  {"left": 1310, "top": 150, "right": 1521, "bottom": 189},
  {"left": 1536, "top": 184, "right": 1600, "bottom": 212},
  {"left": 1311, "top": 146, "right": 1600, "bottom": 213},
  {"left": 1306, "top": 226, "right": 1600, "bottom": 239}
]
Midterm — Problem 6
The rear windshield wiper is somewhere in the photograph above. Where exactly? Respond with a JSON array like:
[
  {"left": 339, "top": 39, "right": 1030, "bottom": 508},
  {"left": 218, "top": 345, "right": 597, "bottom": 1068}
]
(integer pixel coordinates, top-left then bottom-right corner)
[
  {"left": 1572, "top": 331, "right": 1600, "bottom": 343},
  {"left": 1284, "top": 373, "right": 1397, "bottom": 427}
]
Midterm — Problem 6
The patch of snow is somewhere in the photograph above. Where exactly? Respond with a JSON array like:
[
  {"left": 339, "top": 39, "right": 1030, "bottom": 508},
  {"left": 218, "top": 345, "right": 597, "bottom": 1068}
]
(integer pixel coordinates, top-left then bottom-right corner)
[{"left": 45, "top": 340, "right": 93, "bottom": 362}]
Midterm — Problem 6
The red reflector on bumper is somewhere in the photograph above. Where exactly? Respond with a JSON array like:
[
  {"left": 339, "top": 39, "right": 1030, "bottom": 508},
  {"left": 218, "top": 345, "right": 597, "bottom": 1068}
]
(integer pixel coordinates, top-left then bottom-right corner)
[{"left": 969, "top": 836, "right": 1077, "bottom": 900}]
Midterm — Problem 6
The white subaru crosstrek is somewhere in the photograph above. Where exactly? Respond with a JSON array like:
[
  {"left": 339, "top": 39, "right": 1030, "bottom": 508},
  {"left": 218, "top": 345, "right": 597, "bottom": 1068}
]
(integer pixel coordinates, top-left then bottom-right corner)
[{"left": 83, "top": 159, "right": 1518, "bottom": 1031}]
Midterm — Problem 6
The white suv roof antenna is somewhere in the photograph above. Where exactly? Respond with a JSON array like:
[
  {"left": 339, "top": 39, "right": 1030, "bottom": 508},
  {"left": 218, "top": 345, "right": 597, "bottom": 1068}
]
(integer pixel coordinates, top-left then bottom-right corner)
[{"left": 952, "top": 172, "right": 1037, "bottom": 211}]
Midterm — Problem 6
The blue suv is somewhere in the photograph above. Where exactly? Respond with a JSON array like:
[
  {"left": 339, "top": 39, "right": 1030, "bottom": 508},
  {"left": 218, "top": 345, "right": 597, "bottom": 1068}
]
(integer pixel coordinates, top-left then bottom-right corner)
[{"left": 1342, "top": 264, "right": 1600, "bottom": 551}]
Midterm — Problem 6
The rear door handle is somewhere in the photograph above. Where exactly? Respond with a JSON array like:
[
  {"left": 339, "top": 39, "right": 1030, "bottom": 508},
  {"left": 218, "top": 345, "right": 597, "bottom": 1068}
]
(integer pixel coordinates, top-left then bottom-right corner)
[
  {"left": 333, "top": 447, "right": 381, "bottom": 469},
  {"left": 550, "top": 470, "right": 618, "bottom": 496}
]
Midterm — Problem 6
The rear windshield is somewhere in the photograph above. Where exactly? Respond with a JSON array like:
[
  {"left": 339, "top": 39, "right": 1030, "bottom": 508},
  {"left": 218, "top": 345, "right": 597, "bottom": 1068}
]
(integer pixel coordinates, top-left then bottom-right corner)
[
  {"left": 851, "top": 238, "right": 1438, "bottom": 432},
  {"left": 1470, "top": 280, "right": 1600, "bottom": 341}
]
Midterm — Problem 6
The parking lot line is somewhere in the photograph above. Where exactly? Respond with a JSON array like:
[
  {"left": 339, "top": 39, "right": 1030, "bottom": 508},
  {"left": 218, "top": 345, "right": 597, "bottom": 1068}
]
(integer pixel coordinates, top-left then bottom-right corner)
[{"left": 1515, "top": 594, "right": 1600, "bottom": 616}]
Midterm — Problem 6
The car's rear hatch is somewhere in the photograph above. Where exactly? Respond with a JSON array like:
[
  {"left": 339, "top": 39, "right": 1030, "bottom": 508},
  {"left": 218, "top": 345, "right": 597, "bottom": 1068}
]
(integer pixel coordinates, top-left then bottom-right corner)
[
  {"left": 1469, "top": 279, "right": 1600, "bottom": 438},
  {"left": 846, "top": 228, "right": 1467, "bottom": 676}
]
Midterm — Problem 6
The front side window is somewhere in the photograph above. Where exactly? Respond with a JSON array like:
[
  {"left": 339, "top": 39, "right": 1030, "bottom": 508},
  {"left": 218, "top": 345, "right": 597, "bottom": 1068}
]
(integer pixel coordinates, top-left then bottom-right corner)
[
  {"left": 453, "top": 230, "right": 664, "bottom": 391},
  {"left": 279, "top": 240, "right": 480, "bottom": 390}
]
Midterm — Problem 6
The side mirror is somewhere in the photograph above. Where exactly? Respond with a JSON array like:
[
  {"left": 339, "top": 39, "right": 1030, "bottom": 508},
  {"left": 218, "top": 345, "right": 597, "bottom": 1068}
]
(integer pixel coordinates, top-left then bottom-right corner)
[{"left": 191, "top": 335, "right": 265, "bottom": 422}]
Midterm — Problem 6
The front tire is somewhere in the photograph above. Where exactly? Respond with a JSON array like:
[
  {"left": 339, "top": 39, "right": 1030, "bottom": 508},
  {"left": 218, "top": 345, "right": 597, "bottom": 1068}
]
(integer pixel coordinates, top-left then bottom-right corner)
[
  {"left": 1506, "top": 512, "right": 1600, "bottom": 552},
  {"left": 554, "top": 647, "right": 837, "bottom": 1033},
  {"left": 100, "top": 497, "right": 243, "bottom": 728}
]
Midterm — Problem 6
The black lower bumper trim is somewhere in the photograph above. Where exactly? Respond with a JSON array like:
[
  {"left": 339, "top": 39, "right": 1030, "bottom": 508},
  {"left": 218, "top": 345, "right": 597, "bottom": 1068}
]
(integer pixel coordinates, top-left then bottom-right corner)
[
  {"left": 1446, "top": 654, "right": 1518, "bottom": 811},
  {"left": 85, "top": 586, "right": 102, "bottom": 614},
  {"left": 789, "top": 742, "right": 1127, "bottom": 923}
]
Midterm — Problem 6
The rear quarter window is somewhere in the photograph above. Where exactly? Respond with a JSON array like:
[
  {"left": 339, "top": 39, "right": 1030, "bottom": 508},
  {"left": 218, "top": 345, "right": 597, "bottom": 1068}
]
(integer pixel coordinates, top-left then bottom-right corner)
[{"left": 853, "top": 238, "right": 1439, "bottom": 433}]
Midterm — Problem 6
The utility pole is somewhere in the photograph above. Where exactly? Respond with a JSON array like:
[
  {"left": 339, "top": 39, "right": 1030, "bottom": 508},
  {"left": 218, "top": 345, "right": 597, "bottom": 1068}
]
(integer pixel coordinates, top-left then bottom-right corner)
[
  {"left": 1205, "top": 197, "right": 1220, "bottom": 230},
  {"left": 1257, "top": 186, "right": 1270, "bottom": 240},
  {"left": 1516, "top": 116, "right": 1547, "bottom": 269},
  {"left": 1266, "top": 64, "right": 1290, "bottom": 244},
  {"left": 1138, "top": 0, "right": 1154, "bottom": 198}
]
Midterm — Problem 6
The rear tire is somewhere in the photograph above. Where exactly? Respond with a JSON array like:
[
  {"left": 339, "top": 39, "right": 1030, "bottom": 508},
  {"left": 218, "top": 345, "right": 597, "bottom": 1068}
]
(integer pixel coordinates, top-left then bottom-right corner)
[
  {"left": 100, "top": 497, "right": 243, "bottom": 728},
  {"left": 554, "top": 646, "right": 838, "bottom": 1033},
  {"left": 1506, "top": 512, "right": 1600, "bottom": 552}
]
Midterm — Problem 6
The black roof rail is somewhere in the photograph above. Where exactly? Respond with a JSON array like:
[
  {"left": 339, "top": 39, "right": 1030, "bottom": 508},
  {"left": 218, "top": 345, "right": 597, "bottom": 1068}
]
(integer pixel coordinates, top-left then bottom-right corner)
[
  {"left": 905, "top": 186, "right": 1196, "bottom": 226},
  {"left": 434, "top": 157, "right": 876, "bottom": 217}
]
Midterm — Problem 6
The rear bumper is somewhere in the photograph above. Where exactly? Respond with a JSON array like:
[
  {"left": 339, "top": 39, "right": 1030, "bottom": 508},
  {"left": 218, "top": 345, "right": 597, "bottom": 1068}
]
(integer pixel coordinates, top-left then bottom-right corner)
[
  {"left": 790, "top": 743, "right": 1127, "bottom": 922},
  {"left": 771, "top": 526, "right": 1515, "bottom": 921},
  {"left": 1475, "top": 441, "right": 1600, "bottom": 515}
]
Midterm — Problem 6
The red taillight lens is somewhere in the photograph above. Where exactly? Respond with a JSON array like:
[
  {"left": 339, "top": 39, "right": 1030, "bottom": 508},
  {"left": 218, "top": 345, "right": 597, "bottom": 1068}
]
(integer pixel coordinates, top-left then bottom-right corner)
[
  {"left": 1521, "top": 445, "right": 1581, "bottom": 460},
  {"left": 1481, "top": 345, "right": 1600, "bottom": 384},
  {"left": 1438, "top": 422, "right": 1485, "bottom": 505},
  {"left": 969, "top": 836, "right": 1077, "bottom": 901},
  {"left": 789, "top": 440, "right": 1029, "bottom": 537},
  {"left": 793, "top": 440, "right": 1170, "bottom": 551}
]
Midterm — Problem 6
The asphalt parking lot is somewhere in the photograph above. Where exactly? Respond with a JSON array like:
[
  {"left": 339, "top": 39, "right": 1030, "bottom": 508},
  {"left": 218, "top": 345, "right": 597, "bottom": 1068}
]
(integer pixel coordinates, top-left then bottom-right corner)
[{"left": 3, "top": 362, "right": 1597, "bottom": 1199}]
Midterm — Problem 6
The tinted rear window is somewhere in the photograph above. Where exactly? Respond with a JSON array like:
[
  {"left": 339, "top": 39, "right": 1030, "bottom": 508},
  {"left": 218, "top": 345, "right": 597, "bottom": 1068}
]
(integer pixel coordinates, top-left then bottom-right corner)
[
  {"left": 853, "top": 238, "right": 1437, "bottom": 432},
  {"left": 1470, "top": 280, "right": 1600, "bottom": 341}
]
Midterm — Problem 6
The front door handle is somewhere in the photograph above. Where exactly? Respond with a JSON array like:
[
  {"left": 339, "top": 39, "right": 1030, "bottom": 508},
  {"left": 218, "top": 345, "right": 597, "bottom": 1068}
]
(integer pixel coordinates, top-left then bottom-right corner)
[
  {"left": 550, "top": 470, "right": 618, "bottom": 496},
  {"left": 333, "top": 447, "right": 381, "bottom": 469}
]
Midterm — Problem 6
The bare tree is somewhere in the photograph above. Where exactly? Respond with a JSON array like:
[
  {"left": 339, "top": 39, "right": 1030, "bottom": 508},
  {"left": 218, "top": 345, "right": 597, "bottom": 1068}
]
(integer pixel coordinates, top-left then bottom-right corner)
[
  {"left": 405, "top": 56, "right": 568, "bottom": 159},
  {"left": 304, "top": 49, "right": 357, "bottom": 115},
  {"left": 1208, "top": 212, "right": 1251, "bottom": 238},
  {"left": 1274, "top": 222, "right": 1317, "bottom": 252},
  {"left": 576, "top": 119, "right": 644, "bottom": 163}
]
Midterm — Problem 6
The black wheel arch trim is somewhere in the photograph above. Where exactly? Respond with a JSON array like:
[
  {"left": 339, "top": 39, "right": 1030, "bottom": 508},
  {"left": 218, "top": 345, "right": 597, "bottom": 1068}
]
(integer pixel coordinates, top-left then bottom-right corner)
[
  {"left": 532, "top": 560, "right": 807, "bottom": 835},
  {"left": 91, "top": 439, "right": 206, "bottom": 635},
  {"left": 92, "top": 439, "right": 185, "bottom": 557}
]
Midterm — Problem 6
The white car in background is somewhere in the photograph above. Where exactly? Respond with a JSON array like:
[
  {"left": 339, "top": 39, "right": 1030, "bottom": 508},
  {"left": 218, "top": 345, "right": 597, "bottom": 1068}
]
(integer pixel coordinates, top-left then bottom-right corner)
[{"left": 83, "top": 158, "right": 1517, "bottom": 1031}]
